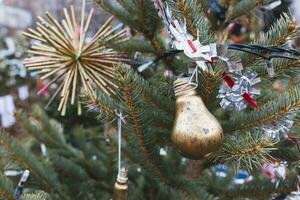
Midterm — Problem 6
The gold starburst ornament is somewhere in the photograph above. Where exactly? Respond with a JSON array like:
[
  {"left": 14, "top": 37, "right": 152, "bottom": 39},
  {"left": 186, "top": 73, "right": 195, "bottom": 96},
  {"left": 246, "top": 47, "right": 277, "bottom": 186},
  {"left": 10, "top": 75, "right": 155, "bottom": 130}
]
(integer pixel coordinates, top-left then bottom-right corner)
[{"left": 23, "top": 3, "right": 127, "bottom": 115}]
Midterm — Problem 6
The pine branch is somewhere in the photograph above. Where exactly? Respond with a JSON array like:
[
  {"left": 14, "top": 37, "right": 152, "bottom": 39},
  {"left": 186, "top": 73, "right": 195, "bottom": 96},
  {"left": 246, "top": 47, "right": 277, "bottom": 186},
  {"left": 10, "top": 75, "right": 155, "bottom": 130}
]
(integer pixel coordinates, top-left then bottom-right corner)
[
  {"left": 167, "top": 0, "right": 214, "bottom": 43},
  {"left": 244, "top": 13, "right": 297, "bottom": 67},
  {"left": 226, "top": 0, "right": 266, "bottom": 21},
  {"left": 222, "top": 86, "right": 300, "bottom": 133},
  {"left": 96, "top": 0, "right": 142, "bottom": 32},
  {"left": 119, "top": 78, "right": 166, "bottom": 180},
  {"left": 98, "top": 0, "right": 180, "bottom": 71},
  {"left": 178, "top": 0, "right": 197, "bottom": 37},
  {"left": 31, "top": 106, "right": 66, "bottom": 145},
  {"left": 17, "top": 109, "right": 82, "bottom": 158},
  {"left": 258, "top": 13, "right": 297, "bottom": 46},
  {"left": 224, "top": 175, "right": 298, "bottom": 199},
  {"left": 128, "top": 66, "right": 175, "bottom": 115},
  {"left": 116, "top": 0, "right": 138, "bottom": 16},
  {"left": 0, "top": 133, "right": 68, "bottom": 200},
  {"left": 110, "top": 39, "right": 156, "bottom": 53},
  {"left": 0, "top": 172, "right": 15, "bottom": 200},
  {"left": 116, "top": 66, "right": 214, "bottom": 198},
  {"left": 198, "top": 68, "right": 224, "bottom": 111},
  {"left": 256, "top": 59, "right": 300, "bottom": 78},
  {"left": 138, "top": 0, "right": 147, "bottom": 32},
  {"left": 48, "top": 153, "right": 89, "bottom": 181},
  {"left": 195, "top": 0, "right": 211, "bottom": 15},
  {"left": 17, "top": 111, "right": 61, "bottom": 149},
  {"left": 85, "top": 93, "right": 117, "bottom": 122},
  {"left": 272, "top": 146, "right": 300, "bottom": 163},
  {"left": 213, "top": 132, "right": 277, "bottom": 171}
]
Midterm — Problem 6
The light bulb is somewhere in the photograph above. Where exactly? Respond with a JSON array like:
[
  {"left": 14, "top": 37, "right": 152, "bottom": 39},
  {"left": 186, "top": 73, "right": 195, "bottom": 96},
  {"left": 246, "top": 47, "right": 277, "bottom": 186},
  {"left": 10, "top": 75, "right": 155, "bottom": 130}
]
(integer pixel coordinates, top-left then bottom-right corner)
[
  {"left": 172, "top": 78, "right": 223, "bottom": 159},
  {"left": 113, "top": 168, "right": 128, "bottom": 200}
]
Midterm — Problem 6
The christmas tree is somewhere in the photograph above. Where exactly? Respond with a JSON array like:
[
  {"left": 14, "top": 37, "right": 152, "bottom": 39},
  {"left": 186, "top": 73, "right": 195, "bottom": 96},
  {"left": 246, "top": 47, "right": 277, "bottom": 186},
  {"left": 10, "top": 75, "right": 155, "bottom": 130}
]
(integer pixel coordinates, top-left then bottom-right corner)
[{"left": 1, "top": 0, "right": 300, "bottom": 199}]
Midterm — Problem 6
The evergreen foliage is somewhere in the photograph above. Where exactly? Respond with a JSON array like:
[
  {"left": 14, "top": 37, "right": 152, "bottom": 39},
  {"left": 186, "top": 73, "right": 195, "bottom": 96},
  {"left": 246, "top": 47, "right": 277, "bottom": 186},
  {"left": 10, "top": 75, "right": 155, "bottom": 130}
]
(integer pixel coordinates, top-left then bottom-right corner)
[{"left": 1, "top": 0, "right": 300, "bottom": 199}]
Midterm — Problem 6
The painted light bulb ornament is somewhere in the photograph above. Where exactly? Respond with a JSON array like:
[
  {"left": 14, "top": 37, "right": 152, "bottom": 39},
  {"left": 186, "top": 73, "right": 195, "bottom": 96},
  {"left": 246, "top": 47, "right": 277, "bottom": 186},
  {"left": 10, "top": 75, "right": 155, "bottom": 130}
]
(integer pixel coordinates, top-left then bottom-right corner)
[
  {"left": 172, "top": 77, "right": 223, "bottom": 159},
  {"left": 113, "top": 168, "right": 128, "bottom": 200}
]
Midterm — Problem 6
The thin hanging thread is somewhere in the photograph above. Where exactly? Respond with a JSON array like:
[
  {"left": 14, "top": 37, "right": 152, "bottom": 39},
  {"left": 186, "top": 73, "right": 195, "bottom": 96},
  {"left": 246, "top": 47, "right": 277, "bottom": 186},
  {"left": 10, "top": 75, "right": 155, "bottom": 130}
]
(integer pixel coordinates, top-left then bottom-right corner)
[
  {"left": 115, "top": 109, "right": 127, "bottom": 174},
  {"left": 176, "top": 65, "right": 199, "bottom": 96}
]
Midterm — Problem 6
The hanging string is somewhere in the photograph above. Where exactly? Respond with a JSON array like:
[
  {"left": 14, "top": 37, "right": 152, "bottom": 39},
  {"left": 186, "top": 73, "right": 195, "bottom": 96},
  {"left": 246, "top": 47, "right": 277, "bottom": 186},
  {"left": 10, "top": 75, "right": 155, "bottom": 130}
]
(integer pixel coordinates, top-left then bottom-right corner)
[{"left": 115, "top": 109, "right": 127, "bottom": 174}]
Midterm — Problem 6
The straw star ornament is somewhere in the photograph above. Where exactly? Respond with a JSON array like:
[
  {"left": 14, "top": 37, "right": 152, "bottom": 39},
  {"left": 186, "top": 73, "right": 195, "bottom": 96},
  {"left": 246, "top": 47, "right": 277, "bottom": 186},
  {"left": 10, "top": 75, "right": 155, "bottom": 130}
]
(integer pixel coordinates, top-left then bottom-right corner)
[{"left": 23, "top": 5, "right": 127, "bottom": 115}]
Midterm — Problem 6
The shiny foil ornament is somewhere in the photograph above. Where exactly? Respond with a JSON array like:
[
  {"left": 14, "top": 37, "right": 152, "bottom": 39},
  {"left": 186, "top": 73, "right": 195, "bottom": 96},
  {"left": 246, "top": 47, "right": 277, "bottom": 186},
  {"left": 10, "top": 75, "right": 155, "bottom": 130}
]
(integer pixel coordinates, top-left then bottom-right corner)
[
  {"left": 113, "top": 168, "right": 128, "bottom": 200},
  {"left": 172, "top": 77, "right": 223, "bottom": 159},
  {"left": 218, "top": 69, "right": 261, "bottom": 111},
  {"left": 259, "top": 113, "right": 296, "bottom": 142}
]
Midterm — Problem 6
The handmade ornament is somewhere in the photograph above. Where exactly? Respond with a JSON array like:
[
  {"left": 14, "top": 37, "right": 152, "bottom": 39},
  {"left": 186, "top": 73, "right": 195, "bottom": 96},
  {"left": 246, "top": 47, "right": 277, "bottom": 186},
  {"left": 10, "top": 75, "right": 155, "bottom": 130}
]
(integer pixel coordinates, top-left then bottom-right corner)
[
  {"left": 172, "top": 77, "right": 223, "bottom": 159},
  {"left": 23, "top": 2, "right": 127, "bottom": 115},
  {"left": 218, "top": 69, "right": 261, "bottom": 111},
  {"left": 152, "top": 0, "right": 217, "bottom": 71},
  {"left": 259, "top": 113, "right": 296, "bottom": 142},
  {"left": 218, "top": 46, "right": 244, "bottom": 73},
  {"left": 114, "top": 168, "right": 128, "bottom": 200}
]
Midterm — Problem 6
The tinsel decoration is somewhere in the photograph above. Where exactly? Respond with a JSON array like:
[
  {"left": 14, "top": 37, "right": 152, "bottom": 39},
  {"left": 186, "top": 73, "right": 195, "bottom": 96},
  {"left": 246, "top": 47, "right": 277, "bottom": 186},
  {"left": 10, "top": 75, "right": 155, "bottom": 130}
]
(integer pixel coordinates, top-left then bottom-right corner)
[
  {"left": 152, "top": 0, "right": 217, "bottom": 71},
  {"left": 23, "top": 5, "right": 127, "bottom": 115},
  {"left": 218, "top": 45, "right": 244, "bottom": 72},
  {"left": 259, "top": 113, "right": 296, "bottom": 142},
  {"left": 218, "top": 69, "right": 261, "bottom": 111}
]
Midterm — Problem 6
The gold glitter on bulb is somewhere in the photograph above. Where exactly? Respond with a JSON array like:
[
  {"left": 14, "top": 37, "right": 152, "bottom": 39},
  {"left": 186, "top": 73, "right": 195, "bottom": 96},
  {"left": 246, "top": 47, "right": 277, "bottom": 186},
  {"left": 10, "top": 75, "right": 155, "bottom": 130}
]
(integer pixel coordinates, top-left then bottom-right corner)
[
  {"left": 172, "top": 78, "right": 223, "bottom": 159},
  {"left": 23, "top": 6, "right": 127, "bottom": 115}
]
